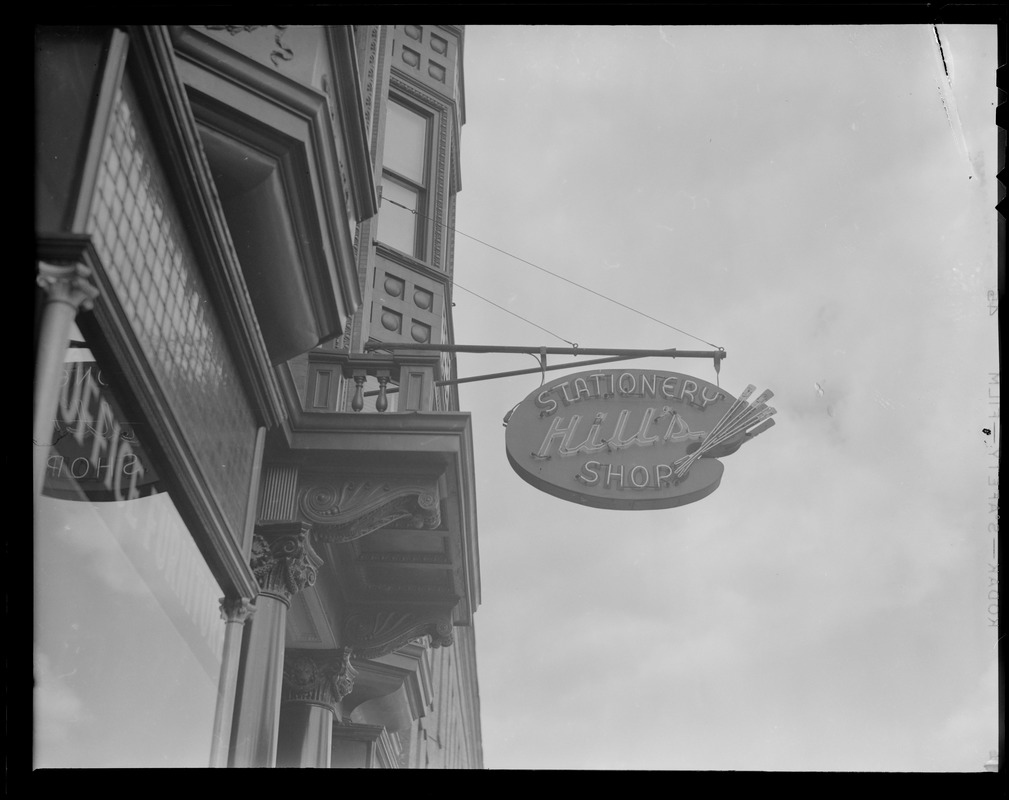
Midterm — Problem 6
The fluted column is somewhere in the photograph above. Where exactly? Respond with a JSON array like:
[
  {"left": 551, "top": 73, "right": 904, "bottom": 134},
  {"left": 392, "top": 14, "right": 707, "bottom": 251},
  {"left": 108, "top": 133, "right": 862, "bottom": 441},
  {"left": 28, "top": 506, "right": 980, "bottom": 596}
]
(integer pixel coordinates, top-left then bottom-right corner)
[
  {"left": 229, "top": 523, "right": 322, "bottom": 767},
  {"left": 209, "top": 597, "right": 256, "bottom": 767},
  {"left": 34, "top": 262, "right": 99, "bottom": 501},
  {"left": 277, "top": 648, "right": 357, "bottom": 768}
]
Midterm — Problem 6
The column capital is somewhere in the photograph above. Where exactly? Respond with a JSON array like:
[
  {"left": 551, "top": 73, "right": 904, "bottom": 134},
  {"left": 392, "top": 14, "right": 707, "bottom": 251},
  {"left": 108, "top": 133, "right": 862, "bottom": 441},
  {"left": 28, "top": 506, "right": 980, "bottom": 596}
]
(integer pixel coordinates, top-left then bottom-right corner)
[
  {"left": 283, "top": 647, "right": 358, "bottom": 714},
  {"left": 219, "top": 596, "right": 257, "bottom": 624},
  {"left": 36, "top": 261, "right": 100, "bottom": 312},
  {"left": 250, "top": 522, "right": 323, "bottom": 604}
]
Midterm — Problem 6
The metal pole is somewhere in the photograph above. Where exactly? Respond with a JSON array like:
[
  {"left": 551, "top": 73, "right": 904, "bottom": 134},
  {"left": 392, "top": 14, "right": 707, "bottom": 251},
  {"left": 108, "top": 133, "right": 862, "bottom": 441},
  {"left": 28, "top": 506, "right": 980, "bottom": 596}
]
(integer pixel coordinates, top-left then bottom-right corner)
[
  {"left": 362, "top": 348, "right": 727, "bottom": 395},
  {"left": 363, "top": 342, "right": 726, "bottom": 360},
  {"left": 440, "top": 352, "right": 683, "bottom": 387}
]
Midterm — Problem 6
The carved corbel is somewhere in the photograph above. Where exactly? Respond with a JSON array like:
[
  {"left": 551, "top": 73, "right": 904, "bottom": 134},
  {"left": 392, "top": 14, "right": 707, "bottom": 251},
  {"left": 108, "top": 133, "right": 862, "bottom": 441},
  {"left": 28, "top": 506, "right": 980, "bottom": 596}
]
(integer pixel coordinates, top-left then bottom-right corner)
[
  {"left": 299, "top": 475, "right": 441, "bottom": 544},
  {"left": 342, "top": 606, "right": 454, "bottom": 660},
  {"left": 283, "top": 647, "right": 358, "bottom": 713}
]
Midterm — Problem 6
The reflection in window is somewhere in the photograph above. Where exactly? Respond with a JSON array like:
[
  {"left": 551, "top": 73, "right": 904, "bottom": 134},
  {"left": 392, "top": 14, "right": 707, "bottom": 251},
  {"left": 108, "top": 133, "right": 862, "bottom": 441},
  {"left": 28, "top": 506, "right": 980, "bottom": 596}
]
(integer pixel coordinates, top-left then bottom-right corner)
[
  {"left": 380, "top": 178, "right": 421, "bottom": 257},
  {"left": 34, "top": 328, "right": 224, "bottom": 768},
  {"left": 379, "top": 99, "right": 430, "bottom": 259},
  {"left": 385, "top": 101, "right": 428, "bottom": 183}
]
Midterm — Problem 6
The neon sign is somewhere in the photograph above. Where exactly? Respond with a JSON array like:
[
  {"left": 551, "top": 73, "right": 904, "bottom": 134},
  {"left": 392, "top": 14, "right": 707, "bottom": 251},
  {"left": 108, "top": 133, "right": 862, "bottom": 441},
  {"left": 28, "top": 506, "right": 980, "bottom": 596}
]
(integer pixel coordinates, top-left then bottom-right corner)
[
  {"left": 44, "top": 360, "right": 160, "bottom": 502},
  {"left": 504, "top": 369, "right": 775, "bottom": 510}
]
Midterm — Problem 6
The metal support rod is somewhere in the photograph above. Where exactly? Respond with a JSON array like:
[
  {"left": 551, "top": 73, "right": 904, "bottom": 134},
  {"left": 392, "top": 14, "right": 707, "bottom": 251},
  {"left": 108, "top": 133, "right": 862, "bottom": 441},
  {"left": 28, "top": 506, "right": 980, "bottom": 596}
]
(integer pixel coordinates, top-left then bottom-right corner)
[
  {"left": 362, "top": 348, "right": 727, "bottom": 395},
  {"left": 364, "top": 342, "right": 726, "bottom": 359},
  {"left": 439, "top": 351, "right": 686, "bottom": 387}
]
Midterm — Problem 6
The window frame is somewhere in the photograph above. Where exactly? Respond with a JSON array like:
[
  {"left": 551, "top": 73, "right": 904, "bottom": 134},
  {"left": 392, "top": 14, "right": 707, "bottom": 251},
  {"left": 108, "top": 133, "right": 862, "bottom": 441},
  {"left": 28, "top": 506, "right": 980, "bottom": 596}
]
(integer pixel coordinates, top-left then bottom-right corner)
[{"left": 379, "top": 94, "right": 435, "bottom": 261}]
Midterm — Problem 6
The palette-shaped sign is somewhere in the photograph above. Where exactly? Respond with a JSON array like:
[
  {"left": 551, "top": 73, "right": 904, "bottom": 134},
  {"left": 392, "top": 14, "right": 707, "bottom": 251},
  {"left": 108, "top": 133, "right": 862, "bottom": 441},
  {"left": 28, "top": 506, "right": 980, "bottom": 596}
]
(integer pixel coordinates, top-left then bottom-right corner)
[{"left": 505, "top": 369, "right": 774, "bottom": 510}]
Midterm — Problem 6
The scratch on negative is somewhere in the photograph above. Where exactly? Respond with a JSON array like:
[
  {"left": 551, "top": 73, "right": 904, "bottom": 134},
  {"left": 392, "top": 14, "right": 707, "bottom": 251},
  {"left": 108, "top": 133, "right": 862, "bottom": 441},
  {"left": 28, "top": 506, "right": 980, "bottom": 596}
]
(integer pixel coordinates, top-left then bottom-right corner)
[{"left": 931, "top": 25, "right": 974, "bottom": 179}]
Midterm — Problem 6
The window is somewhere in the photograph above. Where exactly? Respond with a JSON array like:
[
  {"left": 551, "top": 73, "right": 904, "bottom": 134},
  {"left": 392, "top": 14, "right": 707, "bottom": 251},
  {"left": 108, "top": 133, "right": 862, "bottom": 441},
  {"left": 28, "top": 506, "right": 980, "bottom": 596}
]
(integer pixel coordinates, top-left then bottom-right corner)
[
  {"left": 34, "top": 326, "right": 225, "bottom": 768},
  {"left": 379, "top": 99, "right": 431, "bottom": 259}
]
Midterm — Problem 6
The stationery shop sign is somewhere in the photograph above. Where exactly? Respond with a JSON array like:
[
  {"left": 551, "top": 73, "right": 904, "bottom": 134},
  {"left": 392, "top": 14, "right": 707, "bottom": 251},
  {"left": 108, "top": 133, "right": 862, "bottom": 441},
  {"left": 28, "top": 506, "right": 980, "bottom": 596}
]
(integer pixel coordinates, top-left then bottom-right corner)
[{"left": 504, "top": 369, "right": 775, "bottom": 510}]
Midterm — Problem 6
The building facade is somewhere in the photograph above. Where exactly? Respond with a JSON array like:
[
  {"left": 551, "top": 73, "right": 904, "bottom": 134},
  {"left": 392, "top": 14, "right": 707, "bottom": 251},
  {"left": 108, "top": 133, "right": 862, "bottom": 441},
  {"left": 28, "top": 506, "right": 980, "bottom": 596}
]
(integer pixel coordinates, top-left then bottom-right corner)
[{"left": 34, "top": 24, "right": 481, "bottom": 769}]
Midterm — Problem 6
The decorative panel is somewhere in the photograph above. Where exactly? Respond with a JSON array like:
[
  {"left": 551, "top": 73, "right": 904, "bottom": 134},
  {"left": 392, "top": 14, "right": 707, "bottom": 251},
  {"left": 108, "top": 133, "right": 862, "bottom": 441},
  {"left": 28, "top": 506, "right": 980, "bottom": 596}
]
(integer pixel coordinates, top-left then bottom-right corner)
[
  {"left": 88, "top": 75, "right": 258, "bottom": 544},
  {"left": 391, "top": 25, "right": 456, "bottom": 94},
  {"left": 370, "top": 253, "right": 445, "bottom": 347},
  {"left": 307, "top": 360, "right": 341, "bottom": 411}
]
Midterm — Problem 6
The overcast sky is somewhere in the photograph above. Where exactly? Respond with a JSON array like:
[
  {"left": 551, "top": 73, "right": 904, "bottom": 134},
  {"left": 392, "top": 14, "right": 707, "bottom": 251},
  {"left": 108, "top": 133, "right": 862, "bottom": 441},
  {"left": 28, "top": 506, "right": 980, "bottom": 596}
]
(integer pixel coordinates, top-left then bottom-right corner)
[{"left": 449, "top": 25, "right": 999, "bottom": 772}]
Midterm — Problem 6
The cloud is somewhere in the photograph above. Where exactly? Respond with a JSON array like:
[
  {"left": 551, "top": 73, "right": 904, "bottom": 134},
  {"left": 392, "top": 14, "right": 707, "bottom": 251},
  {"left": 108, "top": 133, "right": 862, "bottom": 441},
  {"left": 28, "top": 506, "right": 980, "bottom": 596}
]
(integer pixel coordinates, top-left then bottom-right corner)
[{"left": 460, "top": 24, "right": 997, "bottom": 772}]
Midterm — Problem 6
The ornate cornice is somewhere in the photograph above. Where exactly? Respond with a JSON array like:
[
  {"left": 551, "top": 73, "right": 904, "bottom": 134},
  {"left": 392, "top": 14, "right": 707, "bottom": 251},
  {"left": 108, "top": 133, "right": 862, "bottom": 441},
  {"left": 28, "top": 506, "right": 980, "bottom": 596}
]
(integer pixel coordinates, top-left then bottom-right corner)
[
  {"left": 250, "top": 522, "right": 323, "bottom": 603},
  {"left": 300, "top": 475, "right": 441, "bottom": 543},
  {"left": 283, "top": 647, "right": 358, "bottom": 712},
  {"left": 343, "top": 607, "right": 454, "bottom": 660}
]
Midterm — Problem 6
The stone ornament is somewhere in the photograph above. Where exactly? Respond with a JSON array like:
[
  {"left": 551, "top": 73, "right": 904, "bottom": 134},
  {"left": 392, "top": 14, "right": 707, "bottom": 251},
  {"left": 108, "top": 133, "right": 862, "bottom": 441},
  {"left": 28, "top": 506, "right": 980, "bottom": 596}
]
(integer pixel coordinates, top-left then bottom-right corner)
[
  {"left": 250, "top": 524, "right": 323, "bottom": 602},
  {"left": 219, "top": 597, "right": 256, "bottom": 624},
  {"left": 343, "top": 608, "right": 454, "bottom": 660},
  {"left": 300, "top": 477, "right": 441, "bottom": 543},
  {"left": 283, "top": 648, "right": 358, "bottom": 711}
]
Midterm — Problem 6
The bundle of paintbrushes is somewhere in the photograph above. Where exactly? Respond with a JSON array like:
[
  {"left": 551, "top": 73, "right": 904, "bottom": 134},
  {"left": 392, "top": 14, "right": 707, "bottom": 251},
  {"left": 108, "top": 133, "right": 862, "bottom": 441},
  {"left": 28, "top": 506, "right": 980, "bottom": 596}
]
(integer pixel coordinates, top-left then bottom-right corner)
[{"left": 673, "top": 384, "right": 777, "bottom": 478}]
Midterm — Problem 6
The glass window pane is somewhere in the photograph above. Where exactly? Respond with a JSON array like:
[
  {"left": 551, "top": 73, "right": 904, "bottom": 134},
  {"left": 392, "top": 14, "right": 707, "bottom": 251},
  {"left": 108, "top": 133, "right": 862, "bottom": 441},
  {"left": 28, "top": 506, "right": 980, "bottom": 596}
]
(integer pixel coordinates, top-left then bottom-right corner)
[
  {"left": 380, "top": 177, "right": 420, "bottom": 256},
  {"left": 384, "top": 101, "right": 428, "bottom": 185},
  {"left": 34, "top": 334, "right": 224, "bottom": 768}
]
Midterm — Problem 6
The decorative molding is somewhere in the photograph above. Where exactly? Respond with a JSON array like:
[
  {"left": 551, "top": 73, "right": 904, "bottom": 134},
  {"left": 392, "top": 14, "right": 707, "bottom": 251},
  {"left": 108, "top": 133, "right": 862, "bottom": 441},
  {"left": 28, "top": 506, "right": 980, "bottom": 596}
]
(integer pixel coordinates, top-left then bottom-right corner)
[
  {"left": 321, "top": 74, "right": 353, "bottom": 214},
  {"left": 343, "top": 607, "right": 454, "bottom": 660},
  {"left": 283, "top": 647, "right": 358, "bottom": 712},
  {"left": 320, "top": 25, "right": 377, "bottom": 221},
  {"left": 355, "top": 551, "right": 450, "bottom": 565},
  {"left": 258, "top": 464, "right": 300, "bottom": 522},
  {"left": 331, "top": 722, "right": 401, "bottom": 768},
  {"left": 362, "top": 26, "right": 380, "bottom": 140},
  {"left": 323, "top": 27, "right": 379, "bottom": 223},
  {"left": 351, "top": 577, "right": 456, "bottom": 601},
  {"left": 374, "top": 243, "right": 454, "bottom": 289},
  {"left": 219, "top": 596, "right": 257, "bottom": 624},
  {"left": 433, "top": 94, "right": 448, "bottom": 269},
  {"left": 250, "top": 522, "right": 323, "bottom": 603},
  {"left": 301, "top": 475, "right": 441, "bottom": 543},
  {"left": 202, "top": 25, "right": 294, "bottom": 67}
]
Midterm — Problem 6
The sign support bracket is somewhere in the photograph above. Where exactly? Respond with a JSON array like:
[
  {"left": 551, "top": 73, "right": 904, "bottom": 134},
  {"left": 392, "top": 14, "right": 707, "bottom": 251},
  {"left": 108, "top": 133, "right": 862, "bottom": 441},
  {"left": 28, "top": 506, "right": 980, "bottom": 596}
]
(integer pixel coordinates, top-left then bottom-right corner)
[{"left": 362, "top": 343, "right": 726, "bottom": 389}]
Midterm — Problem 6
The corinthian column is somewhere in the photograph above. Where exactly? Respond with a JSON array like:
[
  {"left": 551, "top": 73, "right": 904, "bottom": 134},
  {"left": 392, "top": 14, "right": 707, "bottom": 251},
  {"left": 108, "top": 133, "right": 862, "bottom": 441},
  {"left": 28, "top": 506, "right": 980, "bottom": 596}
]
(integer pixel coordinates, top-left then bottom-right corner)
[
  {"left": 34, "top": 262, "right": 99, "bottom": 501},
  {"left": 209, "top": 597, "right": 256, "bottom": 767},
  {"left": 277, "top": 648, "right": 357, "bottom": 768},
  {"left": 229, "top": 523, "right": 322, "bottom": 767}
]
